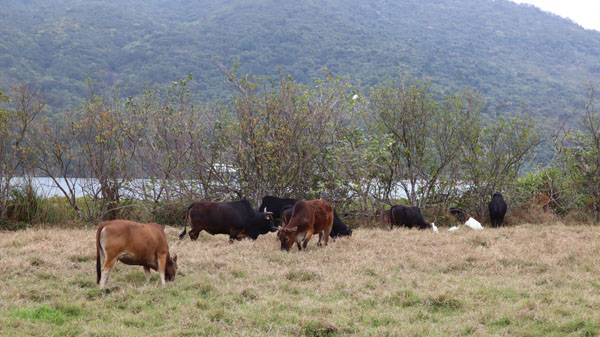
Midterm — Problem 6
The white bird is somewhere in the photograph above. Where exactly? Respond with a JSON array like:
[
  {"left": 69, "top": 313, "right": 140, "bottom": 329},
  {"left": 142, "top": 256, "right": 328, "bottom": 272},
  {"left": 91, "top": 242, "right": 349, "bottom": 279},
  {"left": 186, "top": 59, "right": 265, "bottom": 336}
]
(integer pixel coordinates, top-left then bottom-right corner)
[
  {"left": 464, "top": 217, "right": 483, "bottom": 230},
  {"left": 431, "top": 222, "right": 438, "bottom": 233},
  {"left": 352, "top": 94, "right": 359, "bottom": 100},
  {"left": 448, "top": 226, "right": 460, "bottom": 232}
]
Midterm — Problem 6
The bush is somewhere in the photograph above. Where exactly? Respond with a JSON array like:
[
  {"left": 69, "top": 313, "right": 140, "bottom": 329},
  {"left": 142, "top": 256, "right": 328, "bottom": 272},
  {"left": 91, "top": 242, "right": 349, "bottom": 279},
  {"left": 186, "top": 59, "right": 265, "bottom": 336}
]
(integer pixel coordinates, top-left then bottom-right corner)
[
  {"left": 5, "top": 185, "right": 42, "bottom": 223},
  {"left": 151, "top": 201, "right": 188, "bottom": 227},
  {"left": 4, "top": 186, "right": 79, "bottom": 226},
  {"left": 515, "top": 167, "right": 572, "bottom": 216}
]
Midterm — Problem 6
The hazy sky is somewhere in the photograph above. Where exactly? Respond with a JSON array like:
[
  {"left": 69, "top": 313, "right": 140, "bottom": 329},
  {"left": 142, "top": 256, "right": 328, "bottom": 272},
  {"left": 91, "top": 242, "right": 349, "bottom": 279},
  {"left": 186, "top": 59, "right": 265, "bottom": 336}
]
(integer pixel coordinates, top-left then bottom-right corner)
[{"left": 511, "top": 0, "right": 600, "bottom": 31}]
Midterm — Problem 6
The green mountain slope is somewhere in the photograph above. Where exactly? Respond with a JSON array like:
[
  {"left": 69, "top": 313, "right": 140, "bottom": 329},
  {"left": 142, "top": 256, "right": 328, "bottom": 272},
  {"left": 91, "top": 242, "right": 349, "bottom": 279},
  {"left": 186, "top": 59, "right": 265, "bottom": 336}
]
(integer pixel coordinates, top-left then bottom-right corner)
[{"left": 1, "top": 0, "right": 599, "bottom": 116}]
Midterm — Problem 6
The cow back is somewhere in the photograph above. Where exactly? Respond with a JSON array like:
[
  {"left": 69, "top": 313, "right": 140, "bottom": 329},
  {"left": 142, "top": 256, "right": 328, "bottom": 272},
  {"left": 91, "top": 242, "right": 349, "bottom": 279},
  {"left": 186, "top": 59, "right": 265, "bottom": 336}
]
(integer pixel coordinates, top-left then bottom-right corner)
[
  {"left": 189, "top": 201, "right": 249, "bottom": 231},
  {"left": 489, "top": 194, "right": 508, "bottom": 215},
  {"left": 188, "top": 200, "right": 275, "bottom": 240},
  {"left": 258, "top": 195, "right": 298, "bottom": 222},
  {"left": 311, "top": 200, "right": 334, "bottom": 234},
  {"left": 488, "top": 193, "right": 508, "bottom": 227},
  {"left": 286, "top": 200, "right": 333, "bottom": 232},
  {"left": 286, "top": 200, "right": 313, "bottom": 231},
  {"left": 389, "top": 205, "right": 407, "bottom": 227},
  {"left": 98, "top": 220, "right": 169, "bottom": 266},
  {"left": 258, "top": 196, "right": 297, "bottom": 219},
  {"left": 389, "top": 205, "right": 430, "bottom": 229},
  {"left": 261, "top": 196, "right": 349, "bottom": 237}
]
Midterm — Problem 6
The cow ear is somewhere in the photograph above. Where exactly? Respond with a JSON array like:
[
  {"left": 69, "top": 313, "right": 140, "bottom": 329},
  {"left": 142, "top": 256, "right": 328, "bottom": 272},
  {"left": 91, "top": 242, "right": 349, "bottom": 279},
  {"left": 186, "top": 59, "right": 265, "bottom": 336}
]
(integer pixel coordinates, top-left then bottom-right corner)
[{"left": 172, "top": 254, "right": 178, "bottom": 263}]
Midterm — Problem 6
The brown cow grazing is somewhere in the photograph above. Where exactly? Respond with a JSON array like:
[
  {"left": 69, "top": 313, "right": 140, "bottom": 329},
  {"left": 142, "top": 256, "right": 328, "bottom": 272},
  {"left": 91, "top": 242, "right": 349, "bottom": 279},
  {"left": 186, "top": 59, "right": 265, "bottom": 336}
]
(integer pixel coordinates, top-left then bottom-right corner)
[
  {"left": 96, "top": 220, "right": 177, "bottom": 289},
  {"left": 278, "top": 199, "right": 334, "bottom": 251}
]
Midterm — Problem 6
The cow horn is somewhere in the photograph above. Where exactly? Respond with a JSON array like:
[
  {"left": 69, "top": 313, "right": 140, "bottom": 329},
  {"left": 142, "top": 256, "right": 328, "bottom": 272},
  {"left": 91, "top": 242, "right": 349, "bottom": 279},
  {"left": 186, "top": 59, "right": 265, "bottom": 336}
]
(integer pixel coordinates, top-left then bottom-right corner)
[{"left": 264, "top": 207, "right": 274, "bottom": 215}]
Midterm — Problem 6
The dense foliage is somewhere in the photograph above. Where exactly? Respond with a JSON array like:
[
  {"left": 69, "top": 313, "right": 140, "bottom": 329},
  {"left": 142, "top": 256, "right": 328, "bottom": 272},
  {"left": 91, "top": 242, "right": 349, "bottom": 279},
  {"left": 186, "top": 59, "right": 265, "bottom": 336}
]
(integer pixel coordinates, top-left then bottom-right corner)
[
  {"left": 1, "top": 0, "right": 599, "bottom": 118},
  {"left": 2, "top": 71, "right": 599, "bottom": 226},
  {"left": 0, "top": 70, "right": 546, "bottom": 225}
]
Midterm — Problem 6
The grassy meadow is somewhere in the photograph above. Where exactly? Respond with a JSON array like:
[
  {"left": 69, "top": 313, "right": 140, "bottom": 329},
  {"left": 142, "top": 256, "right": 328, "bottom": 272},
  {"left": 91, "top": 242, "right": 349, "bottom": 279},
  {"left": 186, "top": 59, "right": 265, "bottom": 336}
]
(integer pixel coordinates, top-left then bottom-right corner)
[{"left": 1, "top": 223, "right": 599, "bottom": 336}]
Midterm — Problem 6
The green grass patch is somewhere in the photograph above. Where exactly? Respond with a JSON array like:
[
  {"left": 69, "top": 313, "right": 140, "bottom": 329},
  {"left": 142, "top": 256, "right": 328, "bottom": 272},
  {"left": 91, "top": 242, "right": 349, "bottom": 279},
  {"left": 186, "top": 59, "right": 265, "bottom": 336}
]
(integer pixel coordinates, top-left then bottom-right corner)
[
  {"left": 561, "top": 319, "right": 600, "bottom": 336},
  {"left": 11, "top": 304, "right": 82, "bottom": 326},
  {"left": 386, "top": 289, "right": 422, "bottom": 307},
  {"left": 286, "top": 270, "right": 319, "bottom": 282},
  {"left": 425, "top": 294, "right": 463, "bottom": 313},
  {"left": 302, "top": 320, "right": 342, "bottom": 337}
]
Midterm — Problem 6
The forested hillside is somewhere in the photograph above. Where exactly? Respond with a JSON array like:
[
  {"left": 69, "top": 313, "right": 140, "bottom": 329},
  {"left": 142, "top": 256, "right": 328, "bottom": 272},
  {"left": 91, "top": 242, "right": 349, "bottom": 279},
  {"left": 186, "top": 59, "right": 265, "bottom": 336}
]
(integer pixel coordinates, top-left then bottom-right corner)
[{"left": 1, "top": 0, "right": 600, "bottom": 116}]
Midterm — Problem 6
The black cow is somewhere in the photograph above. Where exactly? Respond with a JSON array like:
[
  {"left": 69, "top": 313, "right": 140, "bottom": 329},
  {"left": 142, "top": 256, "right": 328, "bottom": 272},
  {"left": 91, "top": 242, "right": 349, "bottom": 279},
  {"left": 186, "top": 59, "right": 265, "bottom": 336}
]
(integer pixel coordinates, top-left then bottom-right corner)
[
  {"left": 388, "top": 205, "right": 431, "bottom": 230},
  {"left": 488, "top": 193, "right": 508, "bottom": 227},
  {"left": 258, "top": 196, "right": 297, "bottom": 224},
  {"left": 280, "top": 204, "right": 294, "bottom": 227},
  {"left": 259, "top": 196, "right": 352, "bottom": 238},
  {"left": 179, "top": 200, "right": 277, "bottom": 242}
]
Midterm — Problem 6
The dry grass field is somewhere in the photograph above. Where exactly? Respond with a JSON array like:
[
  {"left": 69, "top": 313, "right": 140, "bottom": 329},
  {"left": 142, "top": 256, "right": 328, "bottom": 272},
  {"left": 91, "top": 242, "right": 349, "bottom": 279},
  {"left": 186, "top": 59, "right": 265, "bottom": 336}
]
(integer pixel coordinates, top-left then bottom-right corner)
[{"left": 1, "top": 223, "right": 600, "bottom": 336}]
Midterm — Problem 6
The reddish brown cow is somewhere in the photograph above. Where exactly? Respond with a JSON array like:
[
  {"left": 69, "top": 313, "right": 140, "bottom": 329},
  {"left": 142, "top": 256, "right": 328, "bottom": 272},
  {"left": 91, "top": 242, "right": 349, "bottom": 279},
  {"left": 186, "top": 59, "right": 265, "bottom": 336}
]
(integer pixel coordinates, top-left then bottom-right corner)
[
  {"left": 278, "top": 199, "right": 334, "bottom": 251},
  {"left": 96, "top": 220, "right": 177, "bottom": 289}
]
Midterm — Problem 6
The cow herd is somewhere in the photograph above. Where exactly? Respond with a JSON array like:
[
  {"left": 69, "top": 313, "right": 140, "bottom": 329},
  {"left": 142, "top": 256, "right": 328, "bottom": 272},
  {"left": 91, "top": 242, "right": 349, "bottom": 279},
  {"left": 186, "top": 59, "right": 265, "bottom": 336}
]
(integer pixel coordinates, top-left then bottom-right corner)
[{"left": 95, "top": 194, "right": 508, "bottom": 288}]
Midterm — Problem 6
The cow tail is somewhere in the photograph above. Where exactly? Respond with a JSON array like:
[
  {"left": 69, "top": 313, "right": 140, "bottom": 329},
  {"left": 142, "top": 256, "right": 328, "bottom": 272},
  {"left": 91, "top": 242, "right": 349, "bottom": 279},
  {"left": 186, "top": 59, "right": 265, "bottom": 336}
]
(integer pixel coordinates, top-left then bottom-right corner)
[
  {"left": 179, "top": 204, "right": 193, "bottom": 240},
  {"left": 96, "top": 224, "right": 103, "bottom": 284},
  {"left": 96, "top": 251, "right": 101, "bottom": 284}
]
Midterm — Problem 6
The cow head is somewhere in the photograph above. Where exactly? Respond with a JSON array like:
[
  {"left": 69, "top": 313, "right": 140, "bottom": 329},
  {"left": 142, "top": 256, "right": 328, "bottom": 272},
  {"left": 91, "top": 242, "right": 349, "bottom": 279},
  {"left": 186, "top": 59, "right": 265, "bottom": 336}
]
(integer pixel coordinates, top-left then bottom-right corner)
[
  {"left": 166, "top": 254, "right": 178, "bottom": 281},
  {"left": 278, "top": 226, "right": 298, "bottom": 251},
  {"left": 244, "top": 209, "right": 277, "bottom": 240},
  {"left": 264, "top": 207, "right": 276, "bottom": 231}
]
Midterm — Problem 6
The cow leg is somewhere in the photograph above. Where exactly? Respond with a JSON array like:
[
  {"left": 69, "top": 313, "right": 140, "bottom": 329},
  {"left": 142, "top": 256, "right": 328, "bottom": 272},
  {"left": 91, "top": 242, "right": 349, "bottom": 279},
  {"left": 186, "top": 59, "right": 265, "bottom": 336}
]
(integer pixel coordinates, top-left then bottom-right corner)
[
  {"left": 157, "top": 254, "right": 167, "bottom": 287},
  {"left": 144, "top": 266, "right": 151, "bottom": 283},
  {"left": 99, "top": 256, "right": 118, "bottom": 289},
  {"left": 229, "top": 229, "right": 243, "bottom": 244},
  {"left": 323, "top": 226, "right": 332, "bottom": 246},
  {"left": 317, "top": 231, "right": 323, "bottom": 246},
  {"left": 189, "top": 228, "right": 203, "bottom": 241},
  {"left": 303, "top": 231, "right": 313, "bottom": 250}
]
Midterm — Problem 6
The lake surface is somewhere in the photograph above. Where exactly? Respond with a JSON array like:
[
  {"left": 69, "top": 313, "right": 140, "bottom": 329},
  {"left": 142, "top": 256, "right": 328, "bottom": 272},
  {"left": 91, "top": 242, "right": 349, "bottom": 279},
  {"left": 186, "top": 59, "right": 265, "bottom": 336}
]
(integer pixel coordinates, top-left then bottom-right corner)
[{"left": 10, "top": 177, "right": 412, "bottom": 200}]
